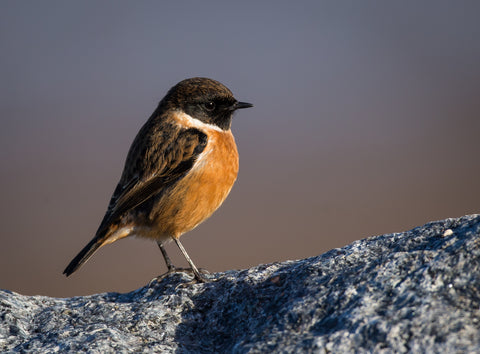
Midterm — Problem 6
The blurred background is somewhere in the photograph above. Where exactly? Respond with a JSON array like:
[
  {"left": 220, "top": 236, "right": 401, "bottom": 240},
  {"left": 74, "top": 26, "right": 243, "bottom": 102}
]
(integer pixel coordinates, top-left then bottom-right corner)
[{"left": 1, "top": 1, "right": 479, "bottom": 297}]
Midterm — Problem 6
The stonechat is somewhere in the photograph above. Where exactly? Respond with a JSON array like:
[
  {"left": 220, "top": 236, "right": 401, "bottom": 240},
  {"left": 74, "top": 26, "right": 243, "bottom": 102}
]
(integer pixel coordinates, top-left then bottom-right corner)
[{"left": 63, "top": 77, "right": 253, "bottom": 282}]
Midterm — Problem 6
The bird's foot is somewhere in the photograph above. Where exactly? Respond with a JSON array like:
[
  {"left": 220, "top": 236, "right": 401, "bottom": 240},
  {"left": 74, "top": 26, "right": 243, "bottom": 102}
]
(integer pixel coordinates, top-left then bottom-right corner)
[{"left": 150, "top": 267, "right": 211, "bottom": 286}]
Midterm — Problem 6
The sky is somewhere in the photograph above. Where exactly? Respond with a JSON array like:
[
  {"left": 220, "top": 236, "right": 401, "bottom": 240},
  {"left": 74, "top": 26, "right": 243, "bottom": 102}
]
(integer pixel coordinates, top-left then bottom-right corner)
[{"left": 1, "top": 1, "right": 479, "bottom": 297}]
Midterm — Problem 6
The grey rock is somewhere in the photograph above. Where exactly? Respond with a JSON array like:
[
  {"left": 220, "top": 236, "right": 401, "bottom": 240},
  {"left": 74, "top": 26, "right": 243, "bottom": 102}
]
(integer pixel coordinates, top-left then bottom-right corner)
[{"left": 1, "top": 215, "right": 480, "bottom": 353}]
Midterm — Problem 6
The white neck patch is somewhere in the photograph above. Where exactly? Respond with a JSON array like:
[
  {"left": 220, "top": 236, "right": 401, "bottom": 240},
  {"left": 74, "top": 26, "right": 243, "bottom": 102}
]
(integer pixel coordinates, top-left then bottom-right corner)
[{"left": 176, "top": 111, "right": 225, "bottom": 133}]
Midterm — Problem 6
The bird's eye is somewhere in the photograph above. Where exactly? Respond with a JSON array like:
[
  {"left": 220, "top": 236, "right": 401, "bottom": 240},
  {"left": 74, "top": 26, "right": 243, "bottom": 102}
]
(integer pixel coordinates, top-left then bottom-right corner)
[{"left": 203, "top": 101, "right": 216, "bottom": 111}]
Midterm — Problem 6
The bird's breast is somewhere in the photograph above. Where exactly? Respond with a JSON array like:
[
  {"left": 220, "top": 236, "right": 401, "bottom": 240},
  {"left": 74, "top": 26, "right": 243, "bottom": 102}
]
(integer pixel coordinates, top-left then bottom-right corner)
[{"left": 151, "top": 128, "right": 239, "bottom": 238}]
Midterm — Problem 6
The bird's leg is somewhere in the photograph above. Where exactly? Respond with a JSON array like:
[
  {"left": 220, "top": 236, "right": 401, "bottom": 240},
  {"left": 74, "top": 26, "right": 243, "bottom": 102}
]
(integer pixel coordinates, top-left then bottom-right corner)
[
  {"left": 157, "top": 241, "right": 175, "bottom": 271},
  {"left": 174, "top": 238, "right": 210, "bottom": 283},
  {"left": 153, "top": 241, "right": 184, "bottom": 283},
  {"left": 153, "top": 240, "right": 209, "bottom": 284}
]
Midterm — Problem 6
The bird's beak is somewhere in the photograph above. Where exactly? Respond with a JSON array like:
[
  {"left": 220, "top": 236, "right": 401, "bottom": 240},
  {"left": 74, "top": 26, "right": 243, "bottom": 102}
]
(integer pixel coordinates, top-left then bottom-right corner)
[{"left": 234, "top": 101, "right": 254, "bottom": 110}]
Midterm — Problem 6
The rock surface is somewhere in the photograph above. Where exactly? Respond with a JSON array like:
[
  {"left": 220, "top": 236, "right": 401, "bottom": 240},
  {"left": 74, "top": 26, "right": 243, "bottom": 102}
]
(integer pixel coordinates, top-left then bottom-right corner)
[{"left": 1, "top": 214, "right": 480, "bottom": 353}]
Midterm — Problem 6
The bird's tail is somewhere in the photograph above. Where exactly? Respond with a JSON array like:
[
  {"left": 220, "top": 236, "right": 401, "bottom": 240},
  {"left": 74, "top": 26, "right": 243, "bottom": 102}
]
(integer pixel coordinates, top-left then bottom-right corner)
[
  {"left": 63, "top": 235, "right": 107, "bottom": 277},
  {"left": 63, "top": 223, "right": 131, "bottom": 276}
]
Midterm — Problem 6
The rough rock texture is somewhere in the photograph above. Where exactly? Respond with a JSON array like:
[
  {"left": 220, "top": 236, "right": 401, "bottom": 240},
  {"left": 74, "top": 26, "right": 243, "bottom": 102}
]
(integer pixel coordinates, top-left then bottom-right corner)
[{"left": 2, "top": 215, "right": 480, "bottom": 353}]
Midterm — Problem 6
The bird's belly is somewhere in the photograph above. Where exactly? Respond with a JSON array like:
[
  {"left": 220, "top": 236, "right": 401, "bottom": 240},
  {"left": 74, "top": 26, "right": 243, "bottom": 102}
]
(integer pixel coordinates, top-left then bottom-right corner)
[{"left": 148, "top": 130, "right": 238, "bottom": 239}]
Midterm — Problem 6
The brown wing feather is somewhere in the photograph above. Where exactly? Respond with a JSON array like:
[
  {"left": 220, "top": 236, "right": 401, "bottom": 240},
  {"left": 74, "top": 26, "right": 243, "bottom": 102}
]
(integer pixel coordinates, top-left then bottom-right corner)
[
  {"left": 99, "top": 126, "right": 208, "bottom": 234},
  {"left": 63, "top": 117, "right": 207, "bottom": 276}
]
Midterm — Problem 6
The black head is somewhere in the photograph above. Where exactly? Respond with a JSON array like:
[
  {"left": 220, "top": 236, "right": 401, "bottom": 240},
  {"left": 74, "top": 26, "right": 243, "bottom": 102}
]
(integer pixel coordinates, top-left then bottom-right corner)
[{"left": 159, "top": 77, "right": 253, "bottom": 130}]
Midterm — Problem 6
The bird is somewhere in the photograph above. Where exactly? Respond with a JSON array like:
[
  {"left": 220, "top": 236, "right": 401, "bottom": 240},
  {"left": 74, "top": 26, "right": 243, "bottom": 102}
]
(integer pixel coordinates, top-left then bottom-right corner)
[{"left": 63, "top": 77, "right": 253, "bottom": 283}]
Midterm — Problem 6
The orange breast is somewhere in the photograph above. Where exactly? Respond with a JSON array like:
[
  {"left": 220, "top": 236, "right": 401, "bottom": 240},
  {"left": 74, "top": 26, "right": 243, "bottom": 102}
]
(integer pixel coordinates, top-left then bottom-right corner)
[{"left": 151, "top": 129, "right": 239, "bottom": 239}]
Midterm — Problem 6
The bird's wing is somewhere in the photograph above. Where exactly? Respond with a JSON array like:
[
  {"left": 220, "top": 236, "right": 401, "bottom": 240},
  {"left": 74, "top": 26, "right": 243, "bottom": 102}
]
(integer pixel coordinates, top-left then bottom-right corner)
[{"left": 97, "top": 127, "right": 208, "bottom": 234}]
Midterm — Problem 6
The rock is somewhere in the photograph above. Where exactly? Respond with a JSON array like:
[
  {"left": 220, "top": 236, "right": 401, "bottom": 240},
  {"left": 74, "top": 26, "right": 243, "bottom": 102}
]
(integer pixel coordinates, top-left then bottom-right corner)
[{"left": 1, "top": 215, "right": 480, "bottom": 353}]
